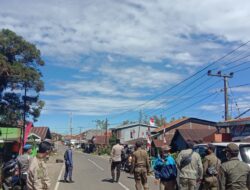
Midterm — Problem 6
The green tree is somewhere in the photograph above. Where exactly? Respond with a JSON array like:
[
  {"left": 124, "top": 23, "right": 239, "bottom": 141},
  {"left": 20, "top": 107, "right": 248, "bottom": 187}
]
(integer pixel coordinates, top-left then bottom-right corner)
[
  {"left": 95, "top": 119, "right": 106, "bottom": 130},
  {"left": 0, "top": 29, "right": 45, "bottom": 125},
  {"left": 153, "top": 115, "right": 167, "bottom": 127}
]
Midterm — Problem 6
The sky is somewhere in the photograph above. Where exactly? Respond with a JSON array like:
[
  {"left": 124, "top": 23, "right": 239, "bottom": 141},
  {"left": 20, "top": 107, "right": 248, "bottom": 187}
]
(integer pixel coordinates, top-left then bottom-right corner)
[{"left": 0, "top": 0, "right": 250, "bottom": 134}]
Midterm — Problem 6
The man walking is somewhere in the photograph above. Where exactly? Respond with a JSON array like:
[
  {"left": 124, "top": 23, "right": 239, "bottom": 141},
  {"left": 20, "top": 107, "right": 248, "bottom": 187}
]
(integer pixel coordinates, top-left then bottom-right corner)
[
  {"left": 27, "top": 140, "right": 52, "bottom": 190},
  {"left": 17, "top": 144, "right": 33, "bottom": 190},
  {"left": 131, "top": 140, "right": 150, "bottom": 190},
  {"left": 64, "top": 144, "right": 74, "bottom": 183},
  {"left": 218, "top": 143, "right": 250, "bottom": 190},
  {"left": 176, "top": 141, "right": 203, "bottom": 190},
  {"left": 110, "top": 139, "right": 124, "bottom": 182},
  {"left": 203, "top": 144, "right": 221, "bottom": 190}
]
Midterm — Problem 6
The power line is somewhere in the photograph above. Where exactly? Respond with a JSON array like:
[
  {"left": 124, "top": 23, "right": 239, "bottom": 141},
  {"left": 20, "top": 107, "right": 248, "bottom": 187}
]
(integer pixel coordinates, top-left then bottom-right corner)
[{"left": 108, "top": 41, "right": 250, "bottom": 120}]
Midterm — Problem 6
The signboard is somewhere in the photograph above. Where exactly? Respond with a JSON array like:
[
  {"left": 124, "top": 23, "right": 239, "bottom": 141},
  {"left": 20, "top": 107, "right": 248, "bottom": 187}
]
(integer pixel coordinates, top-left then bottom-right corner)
[
  {"left": 231, "top": 125, "right": 250, "bottom": 138},
  {"left": 0, "top": 127, "right": 21, "bottom": 141}
]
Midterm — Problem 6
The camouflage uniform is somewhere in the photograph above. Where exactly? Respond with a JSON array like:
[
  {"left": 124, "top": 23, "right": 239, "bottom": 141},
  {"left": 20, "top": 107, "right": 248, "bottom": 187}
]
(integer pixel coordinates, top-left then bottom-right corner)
[
  {"left": 176, "top": 148, "right": 203, "bottom": 190},
  {"left": 218, "top": 143, "right": 250, "bottom": 190},
  {"left": 27, "top": 156, "right": 50, "bottom": 190},
  {"left": 131, "top": 147, "right": 150, "bottom": 190},
  {"left": 203, "top": 153, "right": 221, "bottom": 190}
]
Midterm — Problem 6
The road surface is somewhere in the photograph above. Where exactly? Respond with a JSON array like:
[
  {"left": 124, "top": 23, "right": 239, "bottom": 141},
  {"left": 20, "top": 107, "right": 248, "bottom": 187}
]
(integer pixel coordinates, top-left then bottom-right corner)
[{"left": 55, "top": 150, "right": 158, "bottom": 190}]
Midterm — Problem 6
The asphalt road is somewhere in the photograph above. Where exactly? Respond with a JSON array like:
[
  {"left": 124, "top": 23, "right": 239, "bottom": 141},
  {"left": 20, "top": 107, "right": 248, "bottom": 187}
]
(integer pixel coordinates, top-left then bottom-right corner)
[{"left": 55, "top": 150, "right": 158, "bottom": 190}]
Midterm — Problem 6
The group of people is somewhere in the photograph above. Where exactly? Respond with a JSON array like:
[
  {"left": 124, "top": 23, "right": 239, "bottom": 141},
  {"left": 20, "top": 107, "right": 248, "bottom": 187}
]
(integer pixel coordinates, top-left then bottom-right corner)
[
  {"left": 16, "top": 140, "right": 52, "bottom": 190},
  {"left": 110, "top": 139, "right": 250, "bottom": 190}
]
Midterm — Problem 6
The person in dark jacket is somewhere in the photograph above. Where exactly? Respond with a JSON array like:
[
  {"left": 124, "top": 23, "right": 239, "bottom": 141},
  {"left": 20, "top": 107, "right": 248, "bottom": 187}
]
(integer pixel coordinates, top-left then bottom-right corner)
[
  {"left": 64, "top": 144, "right": 74, "bottom": 183},
  {"left": 154, "top": 145, "right": 177, "bottom": 190}
]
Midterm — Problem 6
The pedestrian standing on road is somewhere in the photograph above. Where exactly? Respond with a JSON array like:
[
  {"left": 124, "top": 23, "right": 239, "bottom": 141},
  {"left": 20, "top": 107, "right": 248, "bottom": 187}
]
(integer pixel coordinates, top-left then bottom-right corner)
[
  {"left": 154, "top": 145, "right": 177, "bottom": 190},
  {"left": 218, "top": 143, "right": 250, "bottom": 190},
  {"left": 64, "top": 144, "right": 74, "bottom": 183},
  {"left": 176, "top": 141, "right": 203, "bottom": 190},
  {"left": 27, "top": 140, "right": 52, "bottom": 190},
  {"left": 203, "top": 144, "right": 221, "bottom": 190},
  {"left": 17, "top": 144, "right": 33, "bottom": 190},
  {"left": 130, "top": 140, "right": 150, "bottom": 190},
  {"left": 110, "top": 139, "right": 124, "bottom": 183}
]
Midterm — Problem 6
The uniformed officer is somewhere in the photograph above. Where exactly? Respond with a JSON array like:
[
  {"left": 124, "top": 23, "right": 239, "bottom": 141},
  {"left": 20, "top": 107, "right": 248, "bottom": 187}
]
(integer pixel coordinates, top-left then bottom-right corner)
[
  {"left": 110, "top": 139, "right": 124, "bottom": 183},
  {"left": 203, "top": 144, "right": 221, "bottom": 190},
  {"left": 176, "top": 141, "right": 203, "bottom": 190},
  {"left": 17, "top": 144, "right": 33, "bottom": 190},
  {"left": 64, "top": 144, "right": 74, "bottom": 183},
  {"left": 218, "top": 143, "right": 250, "bottom": 190},
  {"left": 27, "top": 140, "right": 52, "bottom": 190},
  {"left": 131, "top": 140, "right": 150, "bottom": 190}
]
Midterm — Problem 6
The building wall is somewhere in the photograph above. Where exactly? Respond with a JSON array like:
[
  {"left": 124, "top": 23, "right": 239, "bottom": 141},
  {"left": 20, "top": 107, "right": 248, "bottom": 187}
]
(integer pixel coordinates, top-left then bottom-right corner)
[{"left": 118, "top": 125, "right": 153, "bottom": 143}]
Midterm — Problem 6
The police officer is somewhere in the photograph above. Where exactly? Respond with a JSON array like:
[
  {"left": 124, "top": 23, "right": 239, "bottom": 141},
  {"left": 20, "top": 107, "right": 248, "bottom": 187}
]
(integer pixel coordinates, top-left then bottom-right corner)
[
  {"left": 110, "top": 139, "right": 124, "bottom": 183},
  {"left": 218, "top": 143, "right": 250, "bottom": 190},
  {"left": 17, "top": 144, "right": 33, "bottom": 190},
  {"left": 64, "top": 144, "right": 74, "bottom": 183},
  {"left": 27, "top": 140, "right": 52, "bottom": 190},
  {"left": 131, "top": 140, "right": 150, "bottom": 190},
  {"left": 176, "top": 141, "right": 203, "bottom": 190},
  {"left": 203, "top": 144, "right": 221, "bottom": 190}
]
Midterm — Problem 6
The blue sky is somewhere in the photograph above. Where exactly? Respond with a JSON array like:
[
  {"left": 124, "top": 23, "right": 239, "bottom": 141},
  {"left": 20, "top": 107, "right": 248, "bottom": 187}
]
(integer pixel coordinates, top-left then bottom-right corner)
[{"left": 0, "top": 0, "right": 250, "bottom": 134}]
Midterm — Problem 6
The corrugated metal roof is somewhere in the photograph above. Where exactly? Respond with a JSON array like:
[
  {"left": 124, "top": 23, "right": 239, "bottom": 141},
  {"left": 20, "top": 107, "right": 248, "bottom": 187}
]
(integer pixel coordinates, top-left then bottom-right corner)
[
  {"left": 177, "top": 128, "right": 217, "bottom": 142},
  {"left": 153, "top": 118, "right": 190, "bottom": 133},
  {"left": 30, "top": 127, "right": 50, "bottom": 140},
  {"left": 217, "top": 117, "right": 250, "bottom": 127}
]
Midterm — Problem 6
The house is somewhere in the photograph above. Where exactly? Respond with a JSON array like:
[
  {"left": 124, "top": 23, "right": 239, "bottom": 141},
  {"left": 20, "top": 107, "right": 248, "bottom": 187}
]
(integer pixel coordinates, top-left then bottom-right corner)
[
  {"left": 217, "top": 117, "right": 250, "bottom": 141},
  {"left": 111, "top": 123, "right": 157, "bottom": 144},
  {"left": 28, "top": 127, "right": 52, "bottom": 142},
  {"left": 170, "top": 128, "right": 218, "bottom": 151},
  {"left": 153, "top": 117, "right": 217, "bottom": 145}
]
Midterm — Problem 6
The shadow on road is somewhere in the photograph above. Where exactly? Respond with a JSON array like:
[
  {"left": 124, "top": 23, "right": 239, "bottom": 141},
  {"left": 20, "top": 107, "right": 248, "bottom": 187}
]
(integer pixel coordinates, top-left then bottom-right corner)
[
  {"left": 102, "top": 178, "right": 114, "bottom": 183},
  {"left": 127, "top": 176, "right": 134, "bottom": 179}
]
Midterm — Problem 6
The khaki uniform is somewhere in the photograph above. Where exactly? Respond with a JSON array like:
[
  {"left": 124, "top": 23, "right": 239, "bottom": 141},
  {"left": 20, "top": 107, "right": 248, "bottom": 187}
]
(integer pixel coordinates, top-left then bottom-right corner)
[
  {"left": 27, "top": 156, "right": 50, "bottom": 190},
  {"left": 131, "top": 147, "right": 150, "bottom": 190},
  {"left": 176, "top": 149, "right": 203, "bottom": 190},
  {"left": 218, "top": 157, "right": 250, "bottom": 190},
  {"left": 203, "top": 153, "right": 221, "bottom": 190}
]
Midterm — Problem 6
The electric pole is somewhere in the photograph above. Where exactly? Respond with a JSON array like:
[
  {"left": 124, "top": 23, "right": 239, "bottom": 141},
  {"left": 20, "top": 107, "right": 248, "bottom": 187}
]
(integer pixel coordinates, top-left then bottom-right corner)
[
  {"left": 69, "top": 112, "right": 73, "bottom": 139},
  {"left": 78, "top": 127, "right": 83, "bottom": 141},
  {"left": 208, "top": 70, "right": 234, "bottom": 132},
  {"left": 138, "top": 110, "right": 143, "bottom": 138},
  {"left": 105, "top": 118, "right": 108, "bottom": 145}
]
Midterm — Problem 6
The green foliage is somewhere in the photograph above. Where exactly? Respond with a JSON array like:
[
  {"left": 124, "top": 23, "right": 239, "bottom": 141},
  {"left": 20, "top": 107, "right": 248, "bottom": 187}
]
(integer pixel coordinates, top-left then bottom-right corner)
[
  {"left": 95, "top": 119, "right": 106, "bottom": 130},
  {"left": 153, "top": 115, "right": 167, "bottom": 127},
  {"left": 0, "top": 29, "right": 45, "bottom": 125},
  {"left": 97, "top": 146, "right": 111, "bottom": 155},
  {"left": 109, "top": 135, "right": 117, "bottom": 147}
]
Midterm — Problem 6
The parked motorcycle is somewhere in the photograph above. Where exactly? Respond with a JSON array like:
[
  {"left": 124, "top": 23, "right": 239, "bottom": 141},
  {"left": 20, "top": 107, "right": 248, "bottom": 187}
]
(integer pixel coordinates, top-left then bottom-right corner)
[{"left": 1, "top": 159, "right": 21, "bottom": 190}]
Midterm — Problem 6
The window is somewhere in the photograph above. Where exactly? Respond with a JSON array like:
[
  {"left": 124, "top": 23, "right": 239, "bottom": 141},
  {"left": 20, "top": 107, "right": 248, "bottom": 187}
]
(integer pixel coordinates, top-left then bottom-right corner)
[{"left": 240, "top": 145, "right": 250, "bottom": 164}]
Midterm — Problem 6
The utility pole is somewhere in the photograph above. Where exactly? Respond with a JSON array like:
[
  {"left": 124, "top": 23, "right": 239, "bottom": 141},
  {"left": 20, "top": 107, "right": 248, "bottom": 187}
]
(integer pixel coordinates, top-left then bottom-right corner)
[
  {"left": 138, "top": 110, "right": 143, "bottom": 138},
  {"left": 208, "top": 70, "right": 234, "bottom": 132},
  {"left": 105, "top": 118, "right": 108, "bottom": 145},
  {"left": 78, "top": 127, "right": 83, "bottom": 141},
  {"left": 69, "top": 112, "right": 73, "bottom": 139}
]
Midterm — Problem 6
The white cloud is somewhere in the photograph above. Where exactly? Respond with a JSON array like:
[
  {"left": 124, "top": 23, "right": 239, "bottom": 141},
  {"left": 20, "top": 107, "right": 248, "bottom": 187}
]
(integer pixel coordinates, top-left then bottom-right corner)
[
  {"left": 1, "top": 0, "right": 249, "bottom": 66},
  {"left": 100, "top": 65, "right": 182, "bottom": 88},
  {"left": 232, "top": 86, "right": 250, "bottom": 93}
]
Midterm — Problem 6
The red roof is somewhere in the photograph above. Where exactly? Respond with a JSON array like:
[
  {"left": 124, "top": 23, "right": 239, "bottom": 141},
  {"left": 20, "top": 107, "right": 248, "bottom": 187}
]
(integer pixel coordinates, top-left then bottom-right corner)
[
  {"left": 30, "top": 127, "right": 51, "bottom": 140},
  {"left": 152, "top": 139, "right": 164, "bottom": 148}
]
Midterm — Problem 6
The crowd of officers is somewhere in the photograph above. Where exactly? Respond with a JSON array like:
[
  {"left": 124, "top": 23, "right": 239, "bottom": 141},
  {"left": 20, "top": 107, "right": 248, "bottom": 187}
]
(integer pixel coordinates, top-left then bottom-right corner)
[{"left": 110, "top": 139, "right": 250, "bottom": 190}]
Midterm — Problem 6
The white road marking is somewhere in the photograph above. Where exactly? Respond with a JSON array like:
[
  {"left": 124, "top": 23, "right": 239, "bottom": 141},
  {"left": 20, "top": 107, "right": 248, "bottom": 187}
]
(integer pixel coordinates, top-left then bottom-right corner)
[
  {"left": 118, "top": 182, "right": 130, "bottom": 190},
  {"left": 54, "top": 164, "right": 64, "bottom": 190},
  {"left": 87, "top": 159, "right": 105, "bottom": 171}
]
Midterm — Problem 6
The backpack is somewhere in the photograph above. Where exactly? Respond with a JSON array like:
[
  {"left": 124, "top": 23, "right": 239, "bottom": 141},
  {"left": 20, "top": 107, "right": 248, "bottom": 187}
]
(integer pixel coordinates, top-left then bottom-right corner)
[
  {"left": 160, "top": 164, "right": 177, "bottom": 181},
  {"left": 180, "top": 151, "right": 193, "bottom": 169}
]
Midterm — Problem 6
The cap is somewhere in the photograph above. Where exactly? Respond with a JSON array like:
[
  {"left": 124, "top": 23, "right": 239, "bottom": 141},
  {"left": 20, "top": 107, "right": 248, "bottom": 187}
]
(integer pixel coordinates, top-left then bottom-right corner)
[
  {"left": 225, "top": 143, "right": 239, "bottom": 153},
  {"left": 23, "top": 144, "right": 32, "bottom": 151},
  {"left": 38, "top": 141, "right": 52, "bottom": 153}
]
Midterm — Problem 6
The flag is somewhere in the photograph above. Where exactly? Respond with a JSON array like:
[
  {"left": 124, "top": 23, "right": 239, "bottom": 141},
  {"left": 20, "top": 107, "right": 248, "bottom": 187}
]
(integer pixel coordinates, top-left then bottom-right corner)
[
  {"left": 149, "top": 117, "right": 155, "bottom": 126},
  {"left": 163, "top": 127, "right": 167, "bottom": 144},
  {"left": 146, "top": 126, "right": 151, "bottom": 151}
]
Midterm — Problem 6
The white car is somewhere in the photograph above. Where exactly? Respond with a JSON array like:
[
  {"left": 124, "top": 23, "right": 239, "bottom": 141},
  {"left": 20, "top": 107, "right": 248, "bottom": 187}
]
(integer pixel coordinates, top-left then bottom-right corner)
[{"left": 193, "top": 142, "right": 250, "bottom": 167}]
